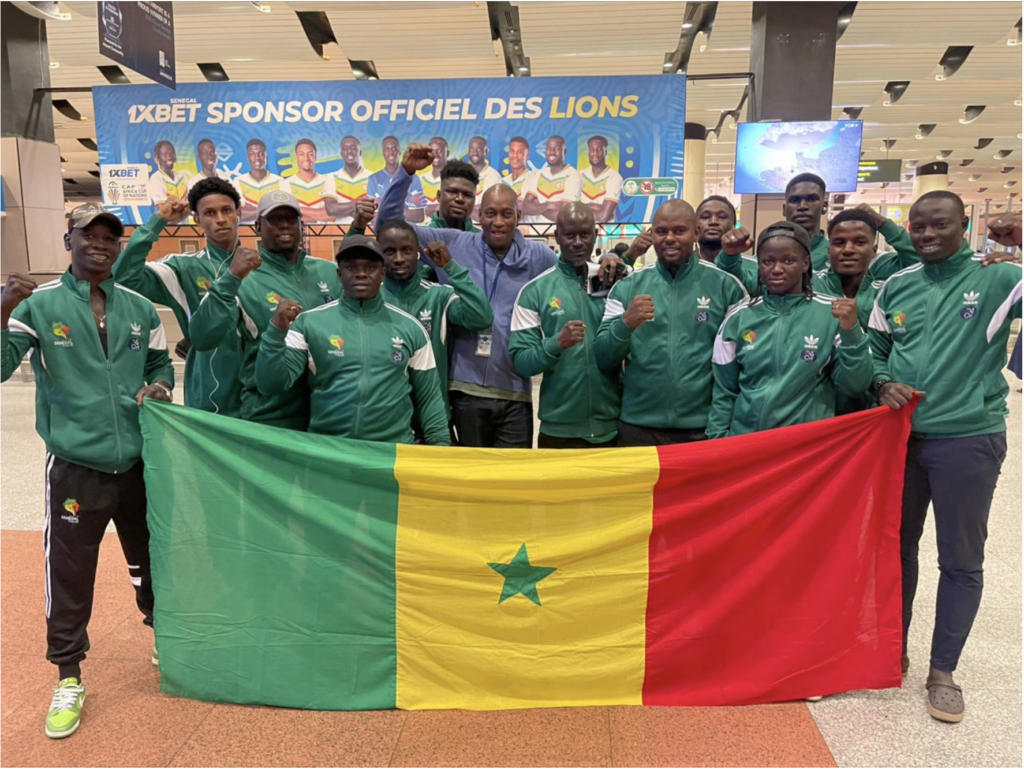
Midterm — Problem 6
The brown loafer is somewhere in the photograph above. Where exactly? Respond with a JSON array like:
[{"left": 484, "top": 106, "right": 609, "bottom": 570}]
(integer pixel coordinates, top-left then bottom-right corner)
[{"left": 926, "top": 681, "right": 964, "bottom": 723}]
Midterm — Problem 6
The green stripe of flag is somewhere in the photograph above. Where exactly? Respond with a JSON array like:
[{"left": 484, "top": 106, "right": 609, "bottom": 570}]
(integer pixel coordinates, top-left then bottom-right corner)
[{"left": 142, "top": 402, "right": 399, "bottom": 710}]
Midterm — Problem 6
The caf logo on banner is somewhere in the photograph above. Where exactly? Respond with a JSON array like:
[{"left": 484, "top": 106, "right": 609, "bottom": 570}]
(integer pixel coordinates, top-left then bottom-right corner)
[{"left": 101, "top": 164, "right": 151, "bottom": 206}]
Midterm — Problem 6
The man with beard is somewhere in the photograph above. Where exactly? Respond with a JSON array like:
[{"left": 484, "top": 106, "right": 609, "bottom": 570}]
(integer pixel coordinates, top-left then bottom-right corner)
[
  {"left": 467, "top": 135, "right": 503, "bottom": 221},
  {"left": 595, "top": 199, "right": 747, "bottom": 446},
  {"left": 580, "top": 135, "right": 623, "bottom": 224},
  {"left": 366, "top": 136, "right": 426, "bottom": 223},
  {"left": 510, "top": 203, "right": 623, "bottom": 447},
  {"left": 522, "top": 135, "right": 583, "bottom": 224}
]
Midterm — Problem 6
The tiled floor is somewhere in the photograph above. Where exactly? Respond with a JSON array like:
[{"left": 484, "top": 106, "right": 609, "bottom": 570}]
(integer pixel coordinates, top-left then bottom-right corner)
[{"left": 1, "top": 379, "right": 1020, "bottom": 767}]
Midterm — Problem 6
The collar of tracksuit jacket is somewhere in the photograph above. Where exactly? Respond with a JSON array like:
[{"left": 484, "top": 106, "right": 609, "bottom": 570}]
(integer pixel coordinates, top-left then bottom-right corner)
[
  {"left": 653, "top": 251, "right": 701, "bottom": 283},
  {"left": 383, "top": 274, "right": 426, "bottom": 302},
  {"left": 921, "top": 243, "right": 974, "bottom": 281},
  {"left": 258, "top": 246, "right": 311, "bottom": 274},
  {"left": 336, "top": 292, "right": 386, "bottom": 316},
  {"left": 429, "top": 211, "right": 480, "bottom": 232},
  {"left": 758, "top": 291, "right": 808, "bottom": 313}
]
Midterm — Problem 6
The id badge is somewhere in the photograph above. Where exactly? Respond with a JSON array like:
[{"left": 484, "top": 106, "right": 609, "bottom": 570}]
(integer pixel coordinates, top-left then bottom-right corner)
[{"left": 475, "top": 329, "right": 493, "bottom": 357}]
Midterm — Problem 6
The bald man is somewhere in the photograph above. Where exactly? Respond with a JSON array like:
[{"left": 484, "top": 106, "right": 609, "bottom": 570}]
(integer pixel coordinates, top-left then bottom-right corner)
[
  {"left": 595, "top": 199, "right": 748, "bottom": 446},
  {"left": 378, "top": 143, "right": 557, "bottom": 447},
  {"left": 510, "top": 203, "right": 624, "bottom": 447},
  {"left": 521, "top": 135, "right": 583, "bottom": 224}
]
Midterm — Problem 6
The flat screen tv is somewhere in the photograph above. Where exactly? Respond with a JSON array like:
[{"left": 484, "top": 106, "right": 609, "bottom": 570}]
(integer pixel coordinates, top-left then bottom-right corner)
[{"left": 734, "top": 120, "right": 864, "bottom": 194}]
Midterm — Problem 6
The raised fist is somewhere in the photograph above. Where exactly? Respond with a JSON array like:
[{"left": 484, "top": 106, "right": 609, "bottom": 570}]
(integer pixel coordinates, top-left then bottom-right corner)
[
  {"left": 720, "top": 227, "right": 753, "bottom": 257},
  {"left": 353, "top": 197, "right": 378, "bottom": 231},
  {"left": 156, "top": 196, "right": 189, "bottom": 223},
  {"left": 229, "top": 246, "right": 262, "bottom": 280},
  {"left": 401, "top": 143, "right": 435, "bottom": 175},
  {"left": 622, "top": 294, "right": 655, "bottom": 329},
  {"left": 271, "top": 299, "right": 303, "bottom": 331}
]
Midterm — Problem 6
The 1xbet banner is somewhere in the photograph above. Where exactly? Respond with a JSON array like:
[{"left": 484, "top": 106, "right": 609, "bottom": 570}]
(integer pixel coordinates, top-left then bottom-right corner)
[{"left": 93, "top": 75, "right": 685, "bottom": 225}]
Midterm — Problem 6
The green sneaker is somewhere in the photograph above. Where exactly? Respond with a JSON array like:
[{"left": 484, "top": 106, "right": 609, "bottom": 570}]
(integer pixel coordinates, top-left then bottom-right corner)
[{"left": 45, "top": 678, "right": 86, "bottom": 739}]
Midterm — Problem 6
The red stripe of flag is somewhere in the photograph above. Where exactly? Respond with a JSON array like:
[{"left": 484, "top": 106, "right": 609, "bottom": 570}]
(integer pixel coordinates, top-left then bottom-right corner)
[{"left": 643, "top": 403, "right": 916, "bottom": 706}]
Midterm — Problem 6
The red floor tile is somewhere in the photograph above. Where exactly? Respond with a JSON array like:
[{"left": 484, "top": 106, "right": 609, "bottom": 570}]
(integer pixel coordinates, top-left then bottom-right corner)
[
  {"left": 609, "top": 704, "right": 836, "bottom": 767},
  {"left": 0, "top": 659, "right": 214, "bottom": 768},
  {"left": 390, "top": 707, "right": 613, "bottom": 767},
  {"left": 169, "top": 704, "right": 407, "bottom": 767},
  {"left": 1, "top": 654, "right": 54, "bottom": 719}
]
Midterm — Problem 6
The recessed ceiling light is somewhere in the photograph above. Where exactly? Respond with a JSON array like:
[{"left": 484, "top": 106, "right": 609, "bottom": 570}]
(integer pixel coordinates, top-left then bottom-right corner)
[{"left": 682, "top": 22, "right": 694, "bottom": 29}]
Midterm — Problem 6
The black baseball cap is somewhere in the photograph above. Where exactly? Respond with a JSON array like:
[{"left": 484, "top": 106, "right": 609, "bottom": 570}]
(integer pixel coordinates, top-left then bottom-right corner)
[
  {"left": 757, "top": 221, "right": 812, "bottom": 255},
  {"left": 335, "top": 235, "right": 384, "bottom": 262}
]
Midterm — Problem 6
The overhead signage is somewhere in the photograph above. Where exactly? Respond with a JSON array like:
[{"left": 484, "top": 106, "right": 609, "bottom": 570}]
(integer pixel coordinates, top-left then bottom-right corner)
[{"left": 98, "top": 1, "right": 175, "bottom": 90}]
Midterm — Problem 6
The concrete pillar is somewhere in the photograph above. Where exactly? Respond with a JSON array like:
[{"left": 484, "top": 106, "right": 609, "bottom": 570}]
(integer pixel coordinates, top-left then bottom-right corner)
[
  {"left": 683, "top": 123, "right": 706, "bottom": 209},
  {"left": 0, "top": 5, "right": 66, "bottom": 282},
  {"left": 748, "top": 2, "right": 844, "bottom": 122},
  {"left": 912, "top": 162, "right": 949, "bottom": 201}
]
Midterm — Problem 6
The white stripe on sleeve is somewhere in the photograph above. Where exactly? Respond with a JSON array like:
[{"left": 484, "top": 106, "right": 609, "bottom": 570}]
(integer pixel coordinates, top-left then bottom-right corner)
[
  {"left": 149, "top": 323, "right": 167, "bottom": 351},
  {"left": 409, "top": 341, "right": 437, "bottom": 371},
  {"left": 7, "top": 319, "right": 37, "bottom": 338},
  {"left": 284, "top": 329, "right": 308, "bottom": 350},
  {"left": 602, "top": 298, "right": 625, "bottom": 322},
  {"left": 510, "top": 303, "right": 541, "bottom": 332},
  {"left": 986, "top": 279, "right": 1023, "bottom": 343},
  {"left": 868, "top": 298, "right": 891, "bottom": 333},
  {"left": 148, "top": 261, "right": 191, "bottom": 319},
  {"left": 712, "top": 333, "right": 737, "bottom": 365}
]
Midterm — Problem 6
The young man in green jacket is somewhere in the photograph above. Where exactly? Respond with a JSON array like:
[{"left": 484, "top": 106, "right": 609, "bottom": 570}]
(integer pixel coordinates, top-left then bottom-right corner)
[
  {"left": 255, "top": 236, "right": 450, "bottom": 445},
  {"left": 509, "top": 202, "right": 623, "bottom": 448},
  {"left": 112, "top": 178, "right": 244, "bottom": 416},
  {"left": 595, "top": 199, "right": 748, "bottom": 446},
  {"left": 870, "top": 191, "right": 1022, "bottom": 724},
  {"left": 1, "top": 204, "right": 174, "bottom": 739},
  {"left": 375, "top": 219, "right": 493, "bottom": 420},
  {"left": 189, "top": 190, "right": 340, "bottom": 430}
]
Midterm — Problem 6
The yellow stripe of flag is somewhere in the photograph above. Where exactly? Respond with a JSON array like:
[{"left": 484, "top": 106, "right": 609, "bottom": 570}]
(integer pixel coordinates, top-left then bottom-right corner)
[{"left": 394, "top": 445, "right": 659, "bottom": 710}]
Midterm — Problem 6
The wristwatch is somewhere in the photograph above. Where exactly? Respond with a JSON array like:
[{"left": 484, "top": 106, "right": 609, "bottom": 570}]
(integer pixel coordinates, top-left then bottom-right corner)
[{"left": 871, "top": 379, "right": 893, "bottom": 396}]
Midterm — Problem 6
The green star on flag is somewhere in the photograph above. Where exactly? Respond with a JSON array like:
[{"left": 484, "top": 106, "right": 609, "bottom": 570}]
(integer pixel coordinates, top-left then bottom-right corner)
[{"left": 488, "top": 543, "right": 557, "bottom": 606}]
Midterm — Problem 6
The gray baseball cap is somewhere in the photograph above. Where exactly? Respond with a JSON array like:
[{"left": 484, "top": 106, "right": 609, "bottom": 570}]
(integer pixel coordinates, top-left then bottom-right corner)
[
  {"left": 256, "top": 189, "right": 302, "bottom": 219},
  {"left": 67, "top": 203, "right": 124, "bottom": 238},
  {"left": 335, "top": 235, "right": 384, "bottom": 262}
]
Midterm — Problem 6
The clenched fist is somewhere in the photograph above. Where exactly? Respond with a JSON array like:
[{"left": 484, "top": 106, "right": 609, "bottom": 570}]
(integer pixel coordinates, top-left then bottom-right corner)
[
  {"left": 624, "top": 230, "right": 653, "bottom": 263},
  {"left": 831, "top": 298, "right": 859, "bottom": 330},
  {"left": 353, "top": 197, "right": 378, "bottom": 231},
  {"left": 156, "top": 196, "right": 189, "bottom": 223},
  {"left": 854, "top": 203, "right": 889, "bottom": 230},
  {"left": 423, "top": 241, "right": 453, "bottom": 268},
  {"left": 401, "top": 143, "right": 435, "bottom": 176},
  {"left": 557, "top": 320, "right": 586, "bottom": 349},
  {"left": 1, "top": 272, "right": 37, "bottom": 327},
  {"left": 623, "top": 294, "right": 655, "bottom": 329},
  {"left": 229, "top": 246, "right": 262, "bottom": 280},
  {"left": 720, "top": 227, "right": 753, "bottom": 257},
  {"left": 271, "top": 299, "right": 303, "bottom": 330},
  {"left": 878, "top": 382, "right": 920, "bottom": 410}
]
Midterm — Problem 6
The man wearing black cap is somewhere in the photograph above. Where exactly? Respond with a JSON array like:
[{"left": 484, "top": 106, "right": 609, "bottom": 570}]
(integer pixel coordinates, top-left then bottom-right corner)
[
  {"left": 255, "top": 236, "right": 451, "bottom": 445},
  {"left": 1, "top": 204, "right": 174, "bottom": 739},
  {"left": 190, "top": 190, "right": 340, "bottom": 430}
]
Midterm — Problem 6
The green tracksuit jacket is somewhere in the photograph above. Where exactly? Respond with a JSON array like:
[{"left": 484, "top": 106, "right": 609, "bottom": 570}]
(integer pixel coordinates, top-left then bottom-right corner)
[
  {"left": 707, "top": 292, "right": 872, "bottom": 438},
  {"left": 382, "top": 258, "right": 493, "bottom": 416},
  {"left": 869, "top": 245, "right": 1022, "bottom": 438},
  {"left": 509, "top": 259, "right": 621, "bottom": 441},
  {"left": 189, "top": 248, "right": 341, "bottom": 430},
  {"left": 1, "top": 270, "right": 174, "bottom": 473},
  {"left": 812, "top": 220, "right": 920, "bottom": 329},
  {"left": 255, "top": 293, "right": 451, "bottom": 445},
  {"left": 112, "top": 214, "right": 242, "bottom": 416},
  {"left": 594, "top": 256, "right": 748, "bottom": 430}
]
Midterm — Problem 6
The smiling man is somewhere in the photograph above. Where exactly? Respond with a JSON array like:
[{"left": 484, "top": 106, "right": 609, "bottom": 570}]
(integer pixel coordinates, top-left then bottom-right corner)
[
  {"left": 595, "top": 199, "right": 748, "bottom": 446},
  {"left": 186, "top": 138, "right": 230, "bottom": 193},
  {"left": 234, "top": 138, "right": 286, "bottom": 223},
  {"left": 147, "top": 140, "right": 190, "bottom": 219},
  {"left": 254, "top": 235, "right": 451, "bottom": 445},
  {"left": 521, "top": 135, "right": 583, "bottom": 225},
  {"left": 869, "top": 190, "right": 1022, "bottom": 725},
  {"left": 1, "top": 204, "right": 174, "bottom": 740},
  {"left": 378, "top": 143, "right": 559, "bottom": 446},
  {"left": 332, "top": 135, "right": 372, "bottom": 225},
  {"left": 580, "top": 135, "right": 623, "bottom": 224}
]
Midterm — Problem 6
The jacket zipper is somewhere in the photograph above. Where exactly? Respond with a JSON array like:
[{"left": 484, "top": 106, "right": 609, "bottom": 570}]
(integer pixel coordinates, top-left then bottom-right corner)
[
  {"left": 354, "top": 309, "right": 369, "bottom": 436},
  {"left": 668, "top": 277, "right": 676, "bottom": 426},
  {"left": 758, "top": 312, "right": 785, "bottom": 432},
  {"left": 93, "top": 299, "right": 124, "bottom": 470},
  {"left": 577, "top": 275, "right": 595, "bottom": 438},
  {"left": 916, "top": 281, "right": 940, "bottom": 388}
]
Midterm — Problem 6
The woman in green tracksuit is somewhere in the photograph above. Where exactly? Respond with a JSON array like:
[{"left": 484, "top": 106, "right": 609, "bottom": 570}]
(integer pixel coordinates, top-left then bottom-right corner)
[{"left": 707, "top": 221, "right": 872, "bottom": 439}]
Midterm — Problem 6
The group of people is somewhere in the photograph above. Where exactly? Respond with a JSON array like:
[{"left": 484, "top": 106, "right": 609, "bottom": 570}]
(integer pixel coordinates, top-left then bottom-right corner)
[
  {"left": 1, "top": 141, "right": 1020, "bottom": 737},
  {"left": 147, "top": 133, "right": 622, "bottom": 227}
]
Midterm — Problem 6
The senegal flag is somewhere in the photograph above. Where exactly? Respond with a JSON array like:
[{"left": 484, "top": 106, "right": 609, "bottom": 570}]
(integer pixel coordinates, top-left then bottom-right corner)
[{"left": 141, "top": 401, "right": 912, "bottom": 711}]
